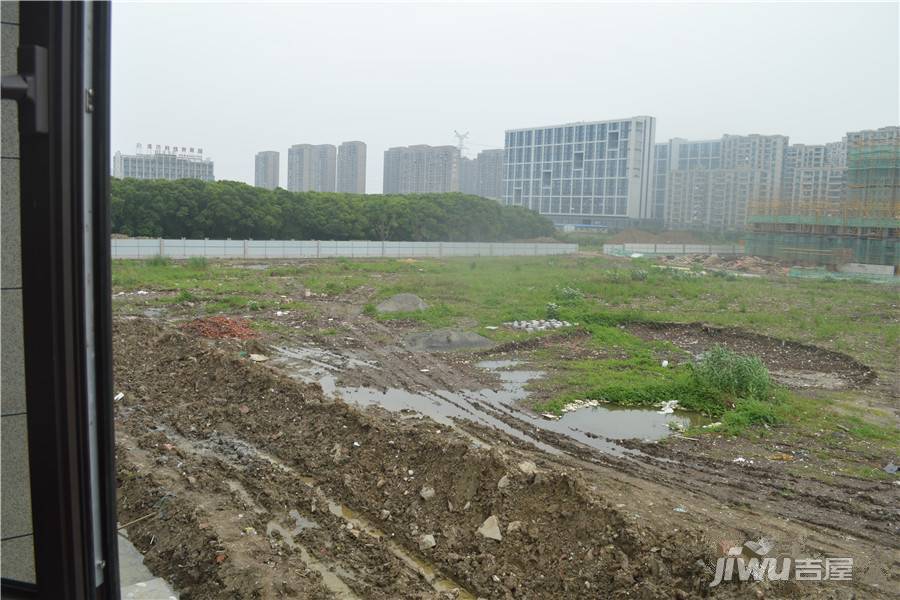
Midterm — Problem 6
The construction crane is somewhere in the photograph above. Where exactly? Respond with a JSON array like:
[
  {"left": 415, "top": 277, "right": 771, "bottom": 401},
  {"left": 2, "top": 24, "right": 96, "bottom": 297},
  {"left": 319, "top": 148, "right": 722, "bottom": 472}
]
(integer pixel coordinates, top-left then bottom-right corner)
[{"left": 453, "top": 130, "right": 470, "bottom": 158}]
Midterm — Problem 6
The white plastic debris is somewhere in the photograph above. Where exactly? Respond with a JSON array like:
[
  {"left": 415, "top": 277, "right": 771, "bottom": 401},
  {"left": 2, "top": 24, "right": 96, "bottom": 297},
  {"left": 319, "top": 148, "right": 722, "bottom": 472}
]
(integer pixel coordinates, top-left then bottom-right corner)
[
  {"left": 136, "top": 290, "right": 149, "bottom": 295},
  {"left": 249, "top": 354, "right": 269, "bottom": 362},
  {"left": 352, "top": 441, "right": 360, "bottom": 448},
  {"left": 484, "top": 326, "right": 498, "bottom": 330},
  {"left": 656, "top": 400, "right": 679, "bottom": 414},
  {"left": 630, "top": 253, "right": 644, "bottom": 258},
  {"left": 114, "top": 392, "right": 125, "bottom": 402},
  {"left": 661, "top": 360, "right": 669, "bottom": 368}
]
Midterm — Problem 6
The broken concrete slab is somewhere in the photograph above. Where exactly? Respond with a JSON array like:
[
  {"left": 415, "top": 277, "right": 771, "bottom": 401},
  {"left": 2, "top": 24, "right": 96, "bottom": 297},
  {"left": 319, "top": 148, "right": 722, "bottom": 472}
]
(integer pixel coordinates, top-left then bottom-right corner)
[
  {"left": 404, "top": 329, "right": 494, "bottom": 352},
  {"left": 376, "top": 293, "right": 428, "bottom": 313}
]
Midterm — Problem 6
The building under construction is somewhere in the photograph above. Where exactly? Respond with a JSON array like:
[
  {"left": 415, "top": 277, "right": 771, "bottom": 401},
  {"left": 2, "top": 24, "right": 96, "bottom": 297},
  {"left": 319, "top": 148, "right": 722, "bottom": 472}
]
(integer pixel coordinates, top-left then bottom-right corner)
[{"left": 746, "top": 126, "right": 899, "bottom": 267}]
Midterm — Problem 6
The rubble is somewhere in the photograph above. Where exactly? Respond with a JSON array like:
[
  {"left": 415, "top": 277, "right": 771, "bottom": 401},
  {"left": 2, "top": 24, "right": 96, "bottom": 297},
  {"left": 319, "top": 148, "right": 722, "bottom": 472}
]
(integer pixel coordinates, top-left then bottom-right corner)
[
  {"left": 477, "top": 515, "right": 503, "bottom": 541},
  {"left": 179, "top": 316, "right": 257, "bottom": 340},
  {"left": 418, "top": 534, "right": 436, "bottom": 551},
  {"left": 655, "top": 254, "right": 788, "bottom": 276},
  {"left": 503, "top": 319, "right": 573, "bottom": 333}
]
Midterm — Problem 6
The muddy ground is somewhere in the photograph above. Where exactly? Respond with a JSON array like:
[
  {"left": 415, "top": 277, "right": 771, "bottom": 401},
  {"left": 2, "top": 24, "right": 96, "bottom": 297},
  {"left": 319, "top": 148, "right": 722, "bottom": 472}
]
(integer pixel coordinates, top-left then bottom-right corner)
[{"left": 113, "top": 291, "right": 899, "bottom": 598}]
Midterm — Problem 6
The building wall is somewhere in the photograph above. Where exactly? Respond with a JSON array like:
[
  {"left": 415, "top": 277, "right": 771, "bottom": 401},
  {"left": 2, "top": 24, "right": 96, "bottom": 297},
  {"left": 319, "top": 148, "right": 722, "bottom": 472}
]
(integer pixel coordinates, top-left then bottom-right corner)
[
  {"left": 476, "top": 149, "right": 504, "bottom": 200},
  {"left": 1, "top": 0, "right": 36, "bottom": 583},
  {"left": 662, "top": 134, "right": 787, "bottom": 230},
  {"left": 502, "top": 116, "right": 656, "bottom": 226},
  {"left": 382, "top": 145, "right": 459, "bottom": 194},
  {"left": 459, "top": 156, "right": 478, "bottom": 195},
  {"left": 288, "top": 144, "right": 336, "bottom": 192},
  {"left": 113, "top": 150, "right": 214, "bottom": 181},
  {"left": 254, "top": 150, "right": 279, "bottom": 190},
  {"left": 337, "top": 141, "right": 366, "bottom": 194}
]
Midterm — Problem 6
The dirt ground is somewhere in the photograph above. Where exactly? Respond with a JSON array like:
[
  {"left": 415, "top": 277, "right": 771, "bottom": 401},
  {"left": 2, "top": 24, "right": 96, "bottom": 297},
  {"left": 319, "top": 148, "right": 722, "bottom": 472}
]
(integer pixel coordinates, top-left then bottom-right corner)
[{"left": 113, "top": 289, "right": 899, "bottom": 598}]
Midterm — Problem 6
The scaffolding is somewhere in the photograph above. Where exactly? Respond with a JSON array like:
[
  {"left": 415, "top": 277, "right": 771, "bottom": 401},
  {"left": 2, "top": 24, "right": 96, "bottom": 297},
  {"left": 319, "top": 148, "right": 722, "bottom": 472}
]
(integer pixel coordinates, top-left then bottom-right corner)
[{"left": 746, "top": 130, "right": 899, "bottom": 266}]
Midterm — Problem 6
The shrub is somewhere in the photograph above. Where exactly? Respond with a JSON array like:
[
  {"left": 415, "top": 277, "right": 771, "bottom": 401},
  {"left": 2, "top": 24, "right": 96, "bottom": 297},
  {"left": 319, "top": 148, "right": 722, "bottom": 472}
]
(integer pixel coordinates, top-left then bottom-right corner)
[
  {"left": 187, "top": 256, "right": 208, "bottom": 270},
  {"left": 546, "top": 302, "right": 560, "bottom": 320},
  {"left": 692, "top": 345, "right": 770, "bottom": 402},
  {"left": 174, "top": 289, "right": 197, "bottom": 303},
  {"left": 554, "top": 285, "right": 584, "bottom": 301},
  {"left": 146, "top": 255, "right": 171, "bottom": 267},
  {"left": 630, "top": 269, "right": 648, "bottom": 281}
]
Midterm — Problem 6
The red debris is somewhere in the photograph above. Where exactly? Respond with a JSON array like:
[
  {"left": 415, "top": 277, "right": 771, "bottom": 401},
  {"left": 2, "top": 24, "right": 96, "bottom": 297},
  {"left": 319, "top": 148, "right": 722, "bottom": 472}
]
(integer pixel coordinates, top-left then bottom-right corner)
[{"left": 180, "top": 316, "right": 257, "bottom": 340}]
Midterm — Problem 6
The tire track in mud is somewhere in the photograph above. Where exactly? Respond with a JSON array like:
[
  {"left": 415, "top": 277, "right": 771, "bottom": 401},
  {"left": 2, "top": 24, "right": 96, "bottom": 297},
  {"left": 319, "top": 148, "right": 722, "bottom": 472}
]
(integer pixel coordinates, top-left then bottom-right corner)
[
  {"left": 113, "top": 318, "right": 727, "bottom": 599},
  {"left": 114, "top": 317, "right": 898, "bottom": 598}
]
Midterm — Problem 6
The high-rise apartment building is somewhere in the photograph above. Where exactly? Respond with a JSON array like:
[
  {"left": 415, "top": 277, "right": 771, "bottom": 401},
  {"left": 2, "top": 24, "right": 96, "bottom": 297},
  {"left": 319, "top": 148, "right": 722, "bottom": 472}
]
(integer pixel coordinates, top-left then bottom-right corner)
[
  {"left": 781, "top": 140, "right": 847, "bottom": 213},
  {"left": 113, "top": 144, "right": 214, "bottom": 181},
  {"left": 337, "top": 141, "right": 367, "bottom": 194},
  {"left": 476, "top": 149, "right": 504, "bottom": 200},
  {"left": 383, "top": 145, "right": 459, "bottom": 194},
  {"left": 254, "top": 150, "right": 280, "bottom": 190},
  {"left": 660, "top": 134, "right": 788, "bottom": 230},
  {"left": 502, "top": 117, "right": 656, "bottom": 226},
  {"left": 459, "top": 157, "right": 479, "bottom": 195},
  {"left": 288, "top": 144, "right": 337, "bottom": 192},
  {"left": 458, "top": 150, "right": 505, "bottom": 200}
]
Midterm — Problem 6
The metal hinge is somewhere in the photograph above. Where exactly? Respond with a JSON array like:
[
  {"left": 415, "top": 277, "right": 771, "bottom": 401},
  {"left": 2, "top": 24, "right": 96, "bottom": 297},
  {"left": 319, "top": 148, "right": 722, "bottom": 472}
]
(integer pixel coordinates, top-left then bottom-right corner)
[
  {"left": 85, "top": 88, "right": 94, "bottom": 113},
  {"left": 1, "top": 45, "right": 49, "bottom": 134}
]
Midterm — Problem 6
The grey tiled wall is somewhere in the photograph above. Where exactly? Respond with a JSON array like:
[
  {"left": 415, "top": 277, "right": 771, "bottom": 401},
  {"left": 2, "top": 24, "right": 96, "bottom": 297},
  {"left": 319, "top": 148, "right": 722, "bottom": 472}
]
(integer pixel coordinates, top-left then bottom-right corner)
[{"left": 1, "top": 0, "right": 35, "bottom": 584}]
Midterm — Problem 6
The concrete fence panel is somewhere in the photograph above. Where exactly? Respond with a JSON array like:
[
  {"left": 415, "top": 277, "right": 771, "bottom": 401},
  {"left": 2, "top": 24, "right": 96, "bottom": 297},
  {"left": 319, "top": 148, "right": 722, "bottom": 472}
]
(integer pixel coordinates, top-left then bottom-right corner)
[{"left": 111, "top": 239, "right": 579, "bottom": 260}]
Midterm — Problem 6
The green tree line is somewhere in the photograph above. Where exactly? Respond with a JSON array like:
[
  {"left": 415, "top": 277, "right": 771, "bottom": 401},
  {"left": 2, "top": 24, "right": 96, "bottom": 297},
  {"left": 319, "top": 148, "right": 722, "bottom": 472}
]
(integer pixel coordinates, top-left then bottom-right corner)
[{"left": 111, "top": 178, "right": 555, "bottom": 242}]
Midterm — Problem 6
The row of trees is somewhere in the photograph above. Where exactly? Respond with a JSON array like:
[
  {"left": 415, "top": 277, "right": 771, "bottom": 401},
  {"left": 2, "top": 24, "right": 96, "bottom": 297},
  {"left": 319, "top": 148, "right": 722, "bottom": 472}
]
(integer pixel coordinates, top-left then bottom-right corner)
[{"left": 110, "top": 179, "right": 555, "bottom": 242}]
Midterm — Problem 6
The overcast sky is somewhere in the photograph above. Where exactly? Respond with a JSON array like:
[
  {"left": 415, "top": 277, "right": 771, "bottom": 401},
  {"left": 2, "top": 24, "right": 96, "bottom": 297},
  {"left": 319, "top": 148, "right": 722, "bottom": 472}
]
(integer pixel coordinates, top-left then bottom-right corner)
[{"left": 111, "top": 1, "right": 899, "bottom": 192}]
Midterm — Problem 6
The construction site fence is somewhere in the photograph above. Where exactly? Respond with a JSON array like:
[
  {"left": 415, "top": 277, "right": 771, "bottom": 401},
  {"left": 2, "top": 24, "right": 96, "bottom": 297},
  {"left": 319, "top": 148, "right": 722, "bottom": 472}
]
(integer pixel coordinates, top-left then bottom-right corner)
[
  {"left": 603, "top": 243, "right": 745, "bottom": 257},
  {"left": 111, "top": 239, "right": 579, "bottom": 260},
  {"left": 789, "top": 267, "right": 900, "bottom": 285},
  {"left": 745, "top": 232, "right": 897, "bottom": 267}
]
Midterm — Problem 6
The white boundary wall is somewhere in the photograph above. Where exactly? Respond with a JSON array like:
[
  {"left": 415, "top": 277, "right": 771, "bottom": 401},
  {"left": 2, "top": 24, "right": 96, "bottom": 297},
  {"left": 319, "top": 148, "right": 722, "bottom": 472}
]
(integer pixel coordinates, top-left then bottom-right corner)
[
  {"left": 603, "top": 243, "right": 744, "bottom": 256},
  {"left": 112, "top": 239, "right": 579, "bottom": 259}
]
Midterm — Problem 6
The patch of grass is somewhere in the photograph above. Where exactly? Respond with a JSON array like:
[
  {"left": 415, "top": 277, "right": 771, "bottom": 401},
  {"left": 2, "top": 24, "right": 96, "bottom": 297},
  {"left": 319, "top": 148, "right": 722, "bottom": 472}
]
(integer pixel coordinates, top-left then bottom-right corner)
[
  {"left": 692, "top": 345, "right": 770, "bottom": 403},
  {"left": 174, "top": 289, "right": 197, "bottom": 303},
  {"left": 186, "top": 256, "right": 209, "bottom": 270},
  {"left": 146, "top": 255, "right": 171, "bottom": 267}
]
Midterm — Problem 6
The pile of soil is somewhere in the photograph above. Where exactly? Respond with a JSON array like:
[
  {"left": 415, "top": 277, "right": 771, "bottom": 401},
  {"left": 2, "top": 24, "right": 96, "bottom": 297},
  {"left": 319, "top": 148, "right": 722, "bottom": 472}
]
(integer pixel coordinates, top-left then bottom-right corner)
[
  {"left": 114, "top": 318, "right": 726, "bottom": 599},
  {"left": 627, "top": 322, "right": 875, "bottom": 388},
  {"left": 376, "top": 293, "right": 429, "bottom": 313},
  {"left": 179, "top": 316, "right": 258, "bottom": 340},
  {"left": 404, "top": 329, "right": 495, "bottom": 352}
]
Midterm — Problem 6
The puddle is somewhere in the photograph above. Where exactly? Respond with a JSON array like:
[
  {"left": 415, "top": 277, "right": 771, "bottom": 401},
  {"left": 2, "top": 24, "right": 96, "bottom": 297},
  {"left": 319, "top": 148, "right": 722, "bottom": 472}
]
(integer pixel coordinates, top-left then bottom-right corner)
[{"left": 273, "top": 347, "right": 696, "bottom": 457}]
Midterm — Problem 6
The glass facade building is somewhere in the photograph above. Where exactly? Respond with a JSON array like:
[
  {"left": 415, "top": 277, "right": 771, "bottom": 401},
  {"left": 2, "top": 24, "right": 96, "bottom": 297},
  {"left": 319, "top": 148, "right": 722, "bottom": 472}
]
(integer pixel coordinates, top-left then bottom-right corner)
[{"left": 502, "top": 116, "right": 656, "bottom": 226}]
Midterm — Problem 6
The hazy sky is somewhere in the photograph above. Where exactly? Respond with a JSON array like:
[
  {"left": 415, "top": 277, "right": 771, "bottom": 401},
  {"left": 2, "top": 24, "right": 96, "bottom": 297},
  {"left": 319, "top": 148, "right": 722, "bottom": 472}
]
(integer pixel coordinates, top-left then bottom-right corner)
[{"left": 111, "top": 1, "right": 899, "bottom": 192}]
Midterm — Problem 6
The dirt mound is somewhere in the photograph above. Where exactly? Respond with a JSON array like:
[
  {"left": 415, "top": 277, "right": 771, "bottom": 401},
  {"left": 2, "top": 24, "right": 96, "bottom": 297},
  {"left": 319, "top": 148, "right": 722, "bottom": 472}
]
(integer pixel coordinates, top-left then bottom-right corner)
[
  {"left": 113, "top": 317, "right": 727, "bottom": 599},
  {"left": 376, "top": 293, "right": 429, "bottom": 313},
  {"left": 179, "top": 316, "right": 258, "bottom": 339},
  {"left": 405, "top": 329, "right": 494, "bottom": 352},
  {"left": 627, "top": 322, "right": 875, "bottom": 388}
]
